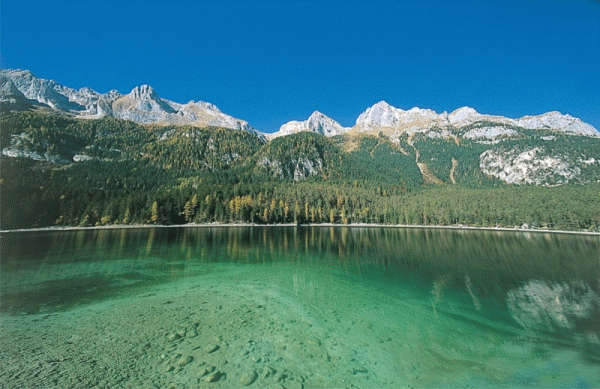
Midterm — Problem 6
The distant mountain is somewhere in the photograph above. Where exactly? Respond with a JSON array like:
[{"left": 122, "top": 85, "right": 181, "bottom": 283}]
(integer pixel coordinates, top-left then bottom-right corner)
[
  {"left": 268, "top": 111, "right": 351, "bottom": 139},
  {"left": 354, "top": 101, "right": 598, "bottom": 137},
  {"left": 273, "top": 101, "right": 598, "bottom": 140},
  {"left": 0, "top": 69, "right": 261, "bottom": 137},
  {"left": 3, "top": 69, "right": 597, "bottom": 140}
]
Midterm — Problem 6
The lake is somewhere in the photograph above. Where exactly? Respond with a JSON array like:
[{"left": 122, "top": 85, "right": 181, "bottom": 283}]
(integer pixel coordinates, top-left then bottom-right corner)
[{"left": 1, "top": 226, "right": 598, "bottom": 388}]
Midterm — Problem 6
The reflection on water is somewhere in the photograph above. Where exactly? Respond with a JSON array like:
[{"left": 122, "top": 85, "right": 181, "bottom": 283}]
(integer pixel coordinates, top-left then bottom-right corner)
[
  {"left": 2, "top": 227, "right": 599, "bottom": 318},
  {"left": 1, "top": 226, "right": 599, "bottom": 387}
]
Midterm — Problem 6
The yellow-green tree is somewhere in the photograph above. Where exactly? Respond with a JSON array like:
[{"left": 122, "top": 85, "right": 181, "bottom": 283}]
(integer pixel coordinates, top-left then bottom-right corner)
[
  {"left": 122, "top": 208, "right": 131, "bottom": 224},
  {"left": 151, "top": 201, "right": 159, "bottom": 224}
]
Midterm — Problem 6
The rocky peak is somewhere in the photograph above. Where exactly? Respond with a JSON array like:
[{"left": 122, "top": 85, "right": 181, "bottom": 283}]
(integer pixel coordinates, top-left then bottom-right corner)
[
  {"left": 306, "top": 111, "right": 349, "bottom": 136},
  {"left": 269, "top": 111, "right": 350, "bottom": 139},
  {"left": 306, "top": 111, "right": 331, "bottom": 128},
  {"left": 356, "top": 101, "right": 404, "bottom": 128},
  {"left": 106, "top": 89, "right": 121, "bottom": 97},
  {"left": 448, "top": 106, "right": 481, "bottom": 127},
  {"left": 308, "top": 110, "right": 327, "bottom": 121},
  {"left": 0, "top": 69, "right": 34, "bottom": 80},
  {"left": 130, "top": 84, "right": 160, "bottom": 101},
  {"left": 355, "top": 102, "right": 448, "bottom": 130},
  {"left": 515, "top": 111, "right": 598, "bottom": 136}
]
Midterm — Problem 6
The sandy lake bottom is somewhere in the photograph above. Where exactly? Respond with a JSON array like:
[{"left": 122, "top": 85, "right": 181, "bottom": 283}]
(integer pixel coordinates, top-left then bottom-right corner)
[{"left": 1, "top": 227, "right": 598, "bottom": 388}]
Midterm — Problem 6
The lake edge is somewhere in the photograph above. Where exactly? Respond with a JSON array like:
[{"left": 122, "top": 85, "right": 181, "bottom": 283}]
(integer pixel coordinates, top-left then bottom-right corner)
[{"left": 2, "top": 222, "right": 599, "bottom": 236}]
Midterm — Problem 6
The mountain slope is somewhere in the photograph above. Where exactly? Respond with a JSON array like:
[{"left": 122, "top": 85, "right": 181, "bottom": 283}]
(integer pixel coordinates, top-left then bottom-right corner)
[
  {"left": 1, "top": 111, "right": 599, "bottom": 231},
  {"left": 2, "top": 108, "right": 599, "bottom": 187}
]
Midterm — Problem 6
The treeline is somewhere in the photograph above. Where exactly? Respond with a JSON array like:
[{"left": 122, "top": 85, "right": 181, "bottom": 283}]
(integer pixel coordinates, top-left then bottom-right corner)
[
  {"left": 1, "top": 111, "right": 599, "bottom": 231},
  {"left": 2, "top": 155, "right": 599, "bottom": 231}
]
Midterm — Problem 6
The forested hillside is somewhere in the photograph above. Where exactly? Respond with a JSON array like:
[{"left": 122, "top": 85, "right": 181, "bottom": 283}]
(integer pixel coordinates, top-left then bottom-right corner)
[{"left": 1, "top": 111, "right": 599, "bottom": 231}]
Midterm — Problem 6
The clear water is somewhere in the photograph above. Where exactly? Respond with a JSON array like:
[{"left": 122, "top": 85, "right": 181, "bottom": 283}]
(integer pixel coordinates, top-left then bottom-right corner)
[{"left": 1, "top": 227, "right": 598, "bottom": 388}]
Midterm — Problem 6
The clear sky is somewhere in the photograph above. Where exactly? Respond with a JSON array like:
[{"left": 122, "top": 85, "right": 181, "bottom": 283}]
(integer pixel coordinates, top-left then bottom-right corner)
[{"left": 2, "top": 0, "right": 599, "bottom": 133}]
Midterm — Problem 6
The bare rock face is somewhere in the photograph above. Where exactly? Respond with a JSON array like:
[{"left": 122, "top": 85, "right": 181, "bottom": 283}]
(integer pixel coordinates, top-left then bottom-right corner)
[
  {"left": 479, "top": 147, "right": 581, "bottom": 186},
  {"left": 257, "top": 155, "right": 324, "bottom": 181},
  {"left": 356, "top": 101, "right": 404, "bottom": 128},
  {"left": 447, "top": 106, "right": 481, "bottom": 128},
  {"left": 0, "top": 76, "right": 33, "bottom": 111},
  {"left": 515, "top": 111, "right": 598, "bottom": 137},
  {"left": 111, "top": 85, "right": 177, "bottom": 123}
]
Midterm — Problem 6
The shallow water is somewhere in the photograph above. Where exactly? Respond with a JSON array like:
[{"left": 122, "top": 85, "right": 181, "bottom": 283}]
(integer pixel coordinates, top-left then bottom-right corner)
[{"left": 1, "top": 226, "right": 599, "bottom": 388}]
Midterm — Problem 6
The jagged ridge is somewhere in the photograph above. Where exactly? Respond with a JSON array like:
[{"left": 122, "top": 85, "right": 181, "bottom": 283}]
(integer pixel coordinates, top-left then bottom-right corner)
[
  {"left": 2, "top": 69, "right": 597, "bottom": 139},
  {"left": 0, "top": 69, "right": 261, "bottom": 137},
  {"left": 275, "top": 101, "right": 598, "bottom": 139}
]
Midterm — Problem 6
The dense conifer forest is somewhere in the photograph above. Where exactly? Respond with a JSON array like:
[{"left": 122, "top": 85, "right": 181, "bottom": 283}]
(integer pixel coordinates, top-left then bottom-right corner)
[{"left": 1, "top": 111, "right": 599, "bottom": 231}]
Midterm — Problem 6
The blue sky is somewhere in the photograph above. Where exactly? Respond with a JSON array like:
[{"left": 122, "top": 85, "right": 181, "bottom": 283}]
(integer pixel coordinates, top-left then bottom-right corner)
[{"left": 2, "top": 0, "right": 599, "bottom": 133}]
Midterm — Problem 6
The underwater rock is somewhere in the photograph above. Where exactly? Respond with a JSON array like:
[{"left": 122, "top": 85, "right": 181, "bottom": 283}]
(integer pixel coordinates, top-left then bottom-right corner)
[
  {"left": 197, "top": 365, "right": 215, "bottom": 378},
  {"left": 202, "top": 371, "right": 224, "bottom": 383},
  {"left": 239, "top": 370, "right": 258, "bottom": 386},
  {"left": 205, "top": 344, "right": 220, "bottom": 353},
  {"left": 166, "top": 333, "right": 180, "bottom": 342},
  {"left": 175, "top": 355, "right": 193, "bottom": 367},
  {"left": 261, "top": 366, "right": 276, "bottom": 379}
]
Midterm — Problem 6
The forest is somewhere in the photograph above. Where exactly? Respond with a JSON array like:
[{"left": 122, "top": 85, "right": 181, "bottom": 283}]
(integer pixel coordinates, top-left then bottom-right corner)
[{"left": 1, "top": 111, "right": 599, "bottom": 232}]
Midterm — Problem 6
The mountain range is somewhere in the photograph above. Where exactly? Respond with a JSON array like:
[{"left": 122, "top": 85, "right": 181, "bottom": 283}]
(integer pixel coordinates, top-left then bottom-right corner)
[
  {"left": 1, "top": 69, "right": 598, "bottom": 140},
  {"left": 1, "top": 68, "right": 599, "bottom": 188},
  {"left": 0, "top": 69, "right": 258, "bottom": 136}
]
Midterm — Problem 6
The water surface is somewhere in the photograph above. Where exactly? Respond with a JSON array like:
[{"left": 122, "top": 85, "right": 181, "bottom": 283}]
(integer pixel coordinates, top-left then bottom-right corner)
[{"left": 1, "top": 227, "right": 598, "bottom": 388}]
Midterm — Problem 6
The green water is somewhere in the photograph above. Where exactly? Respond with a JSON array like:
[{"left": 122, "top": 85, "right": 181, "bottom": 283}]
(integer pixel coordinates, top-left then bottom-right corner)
[{"left": 1, "top": 227, "right": 598, "bottom": 388}]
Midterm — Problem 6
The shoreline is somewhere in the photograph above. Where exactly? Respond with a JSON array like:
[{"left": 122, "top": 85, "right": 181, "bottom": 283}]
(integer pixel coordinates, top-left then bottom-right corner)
[{"left": 1, "top": 222, "right": 599, "bottom": 236}]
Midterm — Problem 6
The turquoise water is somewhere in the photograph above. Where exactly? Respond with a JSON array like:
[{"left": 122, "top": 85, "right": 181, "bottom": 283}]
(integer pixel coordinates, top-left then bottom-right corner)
[{"left": 1, "top": 227, "right": 598, "bottom": 388}]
